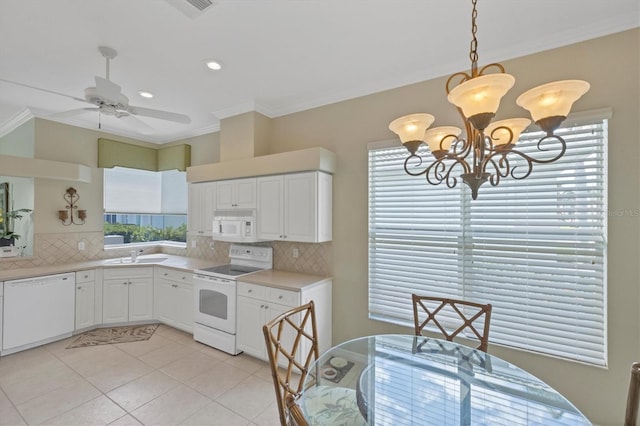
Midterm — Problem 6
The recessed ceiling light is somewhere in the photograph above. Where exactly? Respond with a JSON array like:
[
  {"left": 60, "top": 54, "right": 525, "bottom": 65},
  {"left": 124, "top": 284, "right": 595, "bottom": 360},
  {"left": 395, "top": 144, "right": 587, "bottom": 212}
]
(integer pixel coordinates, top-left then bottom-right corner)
[
  {"left": 205, "top": 60, "right": 222, "bottom": 71},
  {"left": 138, "top": 91, "right": 154, "bottom": 98}
]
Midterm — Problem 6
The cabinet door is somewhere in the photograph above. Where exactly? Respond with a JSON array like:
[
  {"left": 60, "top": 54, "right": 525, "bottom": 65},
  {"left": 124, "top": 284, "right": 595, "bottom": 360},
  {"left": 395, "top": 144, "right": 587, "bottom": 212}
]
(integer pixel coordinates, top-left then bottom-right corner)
[
  {"left": 154, "top": 278, "right": 175, "bottom": 326},
  {"left": 75, "top": 281, "right": 95, "bottom": 330},
  {"left": 216, "top": 181, "right": 235, "bottom": 209},
  {"left": 236, "top": 295, "right": 267, "bottom": 359},
  {"left": 174, "top": 281, "right": 194, "bottom": 333},
  {"left": 285, "top": 173, "right": 317, "bottom": 242},
  {"left": 103, "top": 279, "right": 129, "bottom": 323},
  {"left": 257, "top": 176, "right": 284, "bottom": 240},
  {"left": 218, "top": 178, "right": 257, "bottom": 209},
  {"left": 235, "top": 178, "right": 257, "bottom": 208},
  {"left": 188, "top": 182, "right": 216, "bottom": 235},
  {"left": 129, "top": 278, "right": 154, "bottom": 321}
]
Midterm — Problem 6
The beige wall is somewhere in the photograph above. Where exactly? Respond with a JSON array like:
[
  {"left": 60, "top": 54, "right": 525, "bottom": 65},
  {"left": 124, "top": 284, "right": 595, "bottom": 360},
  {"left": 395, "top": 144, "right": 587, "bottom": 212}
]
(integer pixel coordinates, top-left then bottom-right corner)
[
  {"left": 0, "top": 29, "right": 636, "bottom": 424},
  {"left": 268, "top": 29, "right": 639, "bottom": 425}
]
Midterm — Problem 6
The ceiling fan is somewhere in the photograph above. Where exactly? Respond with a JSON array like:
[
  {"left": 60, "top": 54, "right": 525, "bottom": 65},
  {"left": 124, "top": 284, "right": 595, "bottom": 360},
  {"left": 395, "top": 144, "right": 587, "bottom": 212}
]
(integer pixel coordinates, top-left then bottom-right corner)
[{"left": 0, "top": 46, "right": 191, "bottom": 134}]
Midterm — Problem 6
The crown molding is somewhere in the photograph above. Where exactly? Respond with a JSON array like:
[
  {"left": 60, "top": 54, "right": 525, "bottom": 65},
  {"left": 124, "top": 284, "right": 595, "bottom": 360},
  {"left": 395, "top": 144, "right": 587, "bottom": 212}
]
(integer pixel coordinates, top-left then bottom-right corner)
[{"left": 0, "top": 108, "right": 36, "bottom": 139}]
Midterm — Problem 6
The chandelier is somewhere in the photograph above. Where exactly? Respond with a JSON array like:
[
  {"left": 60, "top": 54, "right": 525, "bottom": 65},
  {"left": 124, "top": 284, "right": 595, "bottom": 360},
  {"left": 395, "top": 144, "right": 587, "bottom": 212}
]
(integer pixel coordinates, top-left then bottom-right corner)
[{"left": 388, "top": 0, "right": 590, "bottom": 200}]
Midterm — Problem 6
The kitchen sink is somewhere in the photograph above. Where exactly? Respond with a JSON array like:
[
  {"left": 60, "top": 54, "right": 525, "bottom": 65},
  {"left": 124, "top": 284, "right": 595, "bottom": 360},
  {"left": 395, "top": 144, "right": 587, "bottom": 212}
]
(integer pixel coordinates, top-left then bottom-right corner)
[{"left": 107, "top": 257, "right": 169, "bottom": 265}]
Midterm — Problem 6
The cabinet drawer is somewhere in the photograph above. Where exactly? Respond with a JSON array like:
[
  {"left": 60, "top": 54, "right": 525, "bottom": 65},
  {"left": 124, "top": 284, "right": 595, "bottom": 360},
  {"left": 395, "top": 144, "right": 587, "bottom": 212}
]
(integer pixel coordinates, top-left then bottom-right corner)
[
  {"left": 104, "top": 267, "right": 153, "bottom": 280},
  {"left": 266, "top": 287, "right": 298, "bottom": 307},
  {"left": 156, "top": 267, "right": 192, "bottom": 284},
  {"left": 237, "top": 282, "right": 266, "bottom": 299},
  {"left": 76, "top": 270, "right": 95, "bottom": 283}
]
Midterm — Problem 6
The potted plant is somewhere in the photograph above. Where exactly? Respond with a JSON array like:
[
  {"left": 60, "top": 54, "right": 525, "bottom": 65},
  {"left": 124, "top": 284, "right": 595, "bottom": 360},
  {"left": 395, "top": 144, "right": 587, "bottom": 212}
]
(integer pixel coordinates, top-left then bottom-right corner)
[{"left": 0, "top": 208, "right": 32, "bottom": 246}]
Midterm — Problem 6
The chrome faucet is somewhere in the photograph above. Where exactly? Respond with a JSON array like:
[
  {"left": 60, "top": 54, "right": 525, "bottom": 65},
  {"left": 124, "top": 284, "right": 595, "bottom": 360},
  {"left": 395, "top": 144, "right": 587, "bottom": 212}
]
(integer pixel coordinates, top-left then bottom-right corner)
[{"left": 130, "top": 249, "right": 144, "bottom": 262}]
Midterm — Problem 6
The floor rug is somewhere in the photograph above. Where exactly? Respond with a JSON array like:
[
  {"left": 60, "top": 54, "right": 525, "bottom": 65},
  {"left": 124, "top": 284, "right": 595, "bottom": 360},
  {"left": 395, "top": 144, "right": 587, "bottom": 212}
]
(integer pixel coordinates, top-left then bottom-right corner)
[{"left": 66, "top": 324, "right": 159, "bottom": 349}]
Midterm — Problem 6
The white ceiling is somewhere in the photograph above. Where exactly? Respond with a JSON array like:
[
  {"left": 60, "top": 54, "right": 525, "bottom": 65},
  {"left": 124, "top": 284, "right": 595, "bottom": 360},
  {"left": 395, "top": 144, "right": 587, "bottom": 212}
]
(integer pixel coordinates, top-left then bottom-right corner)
[{"left": 0, "top": 0, "right": 638, "bottom": 144}]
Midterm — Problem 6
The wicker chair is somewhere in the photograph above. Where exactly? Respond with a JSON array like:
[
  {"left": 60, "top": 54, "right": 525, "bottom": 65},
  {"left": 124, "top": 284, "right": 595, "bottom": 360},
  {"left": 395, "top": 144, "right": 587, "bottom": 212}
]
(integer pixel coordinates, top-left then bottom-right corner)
[
  {"left": 626, "top": 362, "right": 640, "bottom": 426},
  {"left": 412, "top": 294, "right": 492, "bottom": 352},
  {"left": 263, "top": 301, "right": 364, "bottom": 426}
]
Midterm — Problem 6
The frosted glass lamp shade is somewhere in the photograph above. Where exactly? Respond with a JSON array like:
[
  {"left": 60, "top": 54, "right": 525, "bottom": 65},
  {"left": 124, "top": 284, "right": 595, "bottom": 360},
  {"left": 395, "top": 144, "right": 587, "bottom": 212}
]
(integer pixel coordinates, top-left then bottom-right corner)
[
  {"left": 447, "top": 74, "right": 516, "bottom": 118},
  {"left": 485, "top": 118, "right": 531, "bottom": 147},
  {"left": 516, "top": 80, "right": 590, "bottom": 122},
  {"left": 389, "top": 113, "right": 435, "bottom": 143},
  {"left": 424, "top": 126, "right": 462, "bottom": 152}
]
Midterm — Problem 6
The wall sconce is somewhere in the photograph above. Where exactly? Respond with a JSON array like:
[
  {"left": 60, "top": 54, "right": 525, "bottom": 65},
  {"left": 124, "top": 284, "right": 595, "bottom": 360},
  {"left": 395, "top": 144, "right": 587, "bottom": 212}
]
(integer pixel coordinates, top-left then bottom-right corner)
[{"left": 58, "top": 187, "right": 86, "bottom": 226}]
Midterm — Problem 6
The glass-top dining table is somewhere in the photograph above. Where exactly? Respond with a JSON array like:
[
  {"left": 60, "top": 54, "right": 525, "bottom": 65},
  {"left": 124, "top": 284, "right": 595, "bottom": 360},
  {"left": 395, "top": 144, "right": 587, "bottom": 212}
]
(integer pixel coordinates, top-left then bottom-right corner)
[{"left": 298, "top": 334, "right": 591, "bottom": 426}]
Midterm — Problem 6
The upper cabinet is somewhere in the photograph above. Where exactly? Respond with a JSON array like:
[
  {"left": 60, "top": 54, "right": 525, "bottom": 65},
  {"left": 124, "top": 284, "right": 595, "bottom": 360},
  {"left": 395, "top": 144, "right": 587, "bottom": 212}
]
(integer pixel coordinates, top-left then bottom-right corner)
[
  {"left": 216, "top": 178, "right": 257, "bottom": 209},
  {"left": 257, "top": 172, "right": 332, "bottom": 243},
  {"left": 188, "top": 181, "right": 216, "bottom": 235}
]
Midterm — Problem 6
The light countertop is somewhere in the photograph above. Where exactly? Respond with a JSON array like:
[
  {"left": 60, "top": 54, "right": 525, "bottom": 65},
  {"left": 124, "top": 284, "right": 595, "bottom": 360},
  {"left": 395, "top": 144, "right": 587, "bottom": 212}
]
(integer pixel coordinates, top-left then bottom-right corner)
[
  {"left": 238, "top": 269, "right": 331, "bottom": 291},
  {"left": 0, "top": 255, "right": 332, "bottom": 290},
  {"left": 0, "top": 254, "right": 222, "bottom": 282}
]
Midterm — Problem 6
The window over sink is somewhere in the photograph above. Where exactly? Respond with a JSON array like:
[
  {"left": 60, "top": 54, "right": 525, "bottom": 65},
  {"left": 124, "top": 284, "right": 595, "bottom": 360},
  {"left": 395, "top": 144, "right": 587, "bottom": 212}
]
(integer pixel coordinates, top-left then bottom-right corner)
[{"left": 103, "top": 167, "right": 187, "bottom": 246}]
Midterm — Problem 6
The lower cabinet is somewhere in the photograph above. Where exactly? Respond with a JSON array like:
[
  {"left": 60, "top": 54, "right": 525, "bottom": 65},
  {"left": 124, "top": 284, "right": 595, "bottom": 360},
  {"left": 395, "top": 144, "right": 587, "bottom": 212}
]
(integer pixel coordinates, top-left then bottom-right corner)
[
  {"left": 103, "top": 267, "right": 154, "bottom": 324},
  {"left": 75, "top": 270, "right": 96, "bottom": 330},
  {"left": 236, "top": 278, "right": 332, "bottom": 363},
  {"left": 154, "top": 267, "right": 193, "bottom": 333}
]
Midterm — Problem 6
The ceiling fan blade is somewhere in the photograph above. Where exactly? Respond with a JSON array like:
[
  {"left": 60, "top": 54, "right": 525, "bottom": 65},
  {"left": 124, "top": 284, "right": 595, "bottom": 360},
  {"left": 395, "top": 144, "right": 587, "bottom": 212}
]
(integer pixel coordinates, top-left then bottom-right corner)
[
  {"left": 126, "top": 105, "right": 191, "bottom": 124},
  {"left": 118, "top": 114, "right": 155, "bottom": 135},
  {"left": 0, "top": 78, "right": 87, "bottom": 103},
  {"left": 47, "top": 108, "right": 98, "bottom": 119},
  {"left": 94, "top": 76, "right": 122, "bottom": 104}
]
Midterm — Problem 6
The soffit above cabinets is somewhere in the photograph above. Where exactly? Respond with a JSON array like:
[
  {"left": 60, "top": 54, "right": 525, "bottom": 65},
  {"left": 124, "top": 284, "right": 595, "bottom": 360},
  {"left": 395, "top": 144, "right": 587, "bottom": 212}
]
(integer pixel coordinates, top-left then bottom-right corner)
[
  {"left": 187, "top": 147, "right": 336, "bottom": 183},
  {"left": 0, "top": 155, "right": 91, "bottom": 182}
]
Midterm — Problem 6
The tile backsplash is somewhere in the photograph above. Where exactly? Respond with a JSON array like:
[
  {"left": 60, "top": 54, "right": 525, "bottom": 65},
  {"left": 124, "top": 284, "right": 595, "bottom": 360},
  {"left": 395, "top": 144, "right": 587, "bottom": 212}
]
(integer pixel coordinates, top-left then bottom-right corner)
[{"left": 0, "top": 232, "right": 332, "bottom": 277}]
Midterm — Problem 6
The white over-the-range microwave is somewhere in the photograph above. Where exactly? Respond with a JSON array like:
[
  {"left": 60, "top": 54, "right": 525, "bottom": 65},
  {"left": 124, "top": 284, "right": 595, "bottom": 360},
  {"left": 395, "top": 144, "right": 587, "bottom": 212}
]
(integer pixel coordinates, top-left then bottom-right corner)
[{"left": 212, "top": 209, "right": 262, "bottom": 242}]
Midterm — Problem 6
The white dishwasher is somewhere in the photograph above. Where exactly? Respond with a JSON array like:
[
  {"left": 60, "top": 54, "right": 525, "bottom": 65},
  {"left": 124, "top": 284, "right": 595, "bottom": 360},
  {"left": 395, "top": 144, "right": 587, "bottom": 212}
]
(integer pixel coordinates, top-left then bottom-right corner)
[{"left": 2, "top": 272, "right": 75, "bottom": 355}]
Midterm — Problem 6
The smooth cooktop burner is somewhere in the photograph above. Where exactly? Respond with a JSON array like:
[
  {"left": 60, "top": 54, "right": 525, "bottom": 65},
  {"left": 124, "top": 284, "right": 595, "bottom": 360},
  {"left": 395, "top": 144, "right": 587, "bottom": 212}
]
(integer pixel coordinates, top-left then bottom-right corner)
[{"left": 198, "top": 264, "right": 264, "bottom": 277}]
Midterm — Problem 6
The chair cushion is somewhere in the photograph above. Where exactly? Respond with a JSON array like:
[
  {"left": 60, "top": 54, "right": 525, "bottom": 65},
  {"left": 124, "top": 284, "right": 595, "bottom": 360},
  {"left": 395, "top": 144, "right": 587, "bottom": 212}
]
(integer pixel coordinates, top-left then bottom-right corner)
[{"left": 300, "top": 386, "right": 367, "bottom": 425}]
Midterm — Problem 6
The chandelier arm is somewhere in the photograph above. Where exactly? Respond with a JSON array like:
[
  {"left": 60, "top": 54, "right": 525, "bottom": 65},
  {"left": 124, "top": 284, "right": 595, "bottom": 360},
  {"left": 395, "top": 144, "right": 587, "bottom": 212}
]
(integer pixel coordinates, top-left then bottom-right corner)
[
  {"left": 477, "top": 62, "right": 506, "bottom": 76},
  {"left": 403, "top": 154, "right": 427, "bottom": 177},
  {"left": 530, "top": 134, "right": 567, "bottom": 164},
  {"left": 446, "top": 72, "right": 472, "bottom": 94}
]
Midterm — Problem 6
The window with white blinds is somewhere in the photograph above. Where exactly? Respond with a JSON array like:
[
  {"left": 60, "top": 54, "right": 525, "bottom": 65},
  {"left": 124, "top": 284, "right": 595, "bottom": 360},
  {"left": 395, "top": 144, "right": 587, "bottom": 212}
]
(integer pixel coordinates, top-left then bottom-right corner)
[{"left": 368, "top": 115, "right": 608, "bottom": 366}]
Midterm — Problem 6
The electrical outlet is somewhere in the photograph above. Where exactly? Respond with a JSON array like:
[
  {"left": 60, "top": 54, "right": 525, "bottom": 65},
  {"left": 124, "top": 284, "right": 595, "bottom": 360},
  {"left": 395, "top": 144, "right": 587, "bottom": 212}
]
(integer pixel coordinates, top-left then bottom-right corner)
[
  {"left": 191, "top": 240, "right": 197, "bottom": 248},
  {"left": 210, "top": 241, "right": 215, "bottom": 250},
  {"left": 78, "top": 241, "right": 85, "bottom": 251},
  {"left": 292, "top": 248, "right": 299, "bottom": 258}
]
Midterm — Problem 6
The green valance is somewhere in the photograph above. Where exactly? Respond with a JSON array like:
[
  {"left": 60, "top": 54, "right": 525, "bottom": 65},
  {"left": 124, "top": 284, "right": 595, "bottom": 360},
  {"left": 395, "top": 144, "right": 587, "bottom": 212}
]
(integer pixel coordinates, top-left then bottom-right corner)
[{"left": 98, "top": 139, "right": 191, "bottom": 172}]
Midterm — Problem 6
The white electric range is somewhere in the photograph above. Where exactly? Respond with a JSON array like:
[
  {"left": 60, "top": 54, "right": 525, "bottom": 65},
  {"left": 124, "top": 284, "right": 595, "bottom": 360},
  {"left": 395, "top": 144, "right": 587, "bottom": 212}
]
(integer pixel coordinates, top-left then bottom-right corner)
[{"left": 192, "top": 244, "right": 273, "bottom": 355}]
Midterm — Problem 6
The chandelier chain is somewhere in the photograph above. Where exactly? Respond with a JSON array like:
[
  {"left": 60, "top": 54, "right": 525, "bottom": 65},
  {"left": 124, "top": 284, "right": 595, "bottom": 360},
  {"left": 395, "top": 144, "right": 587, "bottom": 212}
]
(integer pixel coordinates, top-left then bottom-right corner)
[{"left": 469, "top": 0, "right": 479, "bottom": 73}]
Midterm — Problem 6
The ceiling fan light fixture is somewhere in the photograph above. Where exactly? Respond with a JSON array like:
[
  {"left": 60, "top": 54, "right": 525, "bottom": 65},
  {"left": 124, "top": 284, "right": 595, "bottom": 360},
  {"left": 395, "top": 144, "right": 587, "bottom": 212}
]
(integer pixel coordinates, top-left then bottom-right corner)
[
  {"left": 205, "top": 60, "right": 222, "bottom": 71},
  {"left": 138, "top": 91, "right": 154, "bottom": 99}
]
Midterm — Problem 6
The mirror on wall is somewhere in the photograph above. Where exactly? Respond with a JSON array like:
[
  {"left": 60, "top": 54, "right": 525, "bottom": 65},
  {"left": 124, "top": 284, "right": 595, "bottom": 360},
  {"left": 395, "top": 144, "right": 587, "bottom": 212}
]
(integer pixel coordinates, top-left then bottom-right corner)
[{"left": 0, "top": 177, "right": 34, "bottom": 257}]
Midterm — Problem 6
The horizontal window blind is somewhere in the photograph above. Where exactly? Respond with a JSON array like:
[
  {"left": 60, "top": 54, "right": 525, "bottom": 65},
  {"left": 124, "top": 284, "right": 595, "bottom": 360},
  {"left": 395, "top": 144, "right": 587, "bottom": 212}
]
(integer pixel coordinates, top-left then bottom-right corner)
[{"left": 368, "top": 118, "right": 607, "bottom": 366}]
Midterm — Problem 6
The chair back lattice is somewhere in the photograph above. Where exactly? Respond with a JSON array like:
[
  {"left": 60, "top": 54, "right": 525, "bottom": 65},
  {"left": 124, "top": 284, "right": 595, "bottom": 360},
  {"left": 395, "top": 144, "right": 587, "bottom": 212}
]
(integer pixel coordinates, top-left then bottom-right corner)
[
  {"left": 263, "top": 301, "right": 319, "bottom": 426},
  {"left": 626, "top": 362, "right": 640, "bottom": 426},
  {"left": 412, "top": 294, "right": 492, "bottom": 352}
]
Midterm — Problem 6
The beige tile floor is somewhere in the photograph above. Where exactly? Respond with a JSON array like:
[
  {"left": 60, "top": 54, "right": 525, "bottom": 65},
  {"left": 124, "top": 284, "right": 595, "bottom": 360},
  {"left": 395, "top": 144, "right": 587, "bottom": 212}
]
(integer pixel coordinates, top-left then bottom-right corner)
[{"left": 0, "top": 325, "right": 282, "bottom": 426}]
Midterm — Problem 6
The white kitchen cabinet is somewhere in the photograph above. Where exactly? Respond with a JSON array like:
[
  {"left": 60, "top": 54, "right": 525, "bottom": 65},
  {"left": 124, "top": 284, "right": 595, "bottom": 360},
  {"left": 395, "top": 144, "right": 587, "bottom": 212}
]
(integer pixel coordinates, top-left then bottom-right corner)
[
  {"left": 154, "top": 267, "right": 193, "bottom": 333},
  {"left": 75, "top": 270, "right": 96, "bottom": 330},
  {"left": 188, "top": 181, "right": 216, "bottom": 235},
  {"left": 216, "top": 178, "right": 257, "bottom": 209},
  {"left": 236, "top": 277, "right": 332, "bottom": 363},
  {"left": 257, "top": 171, "right": 332, "bottom": 242},
  {"left": 103, "top": 267, "right": 154, "bottom": 324}
]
